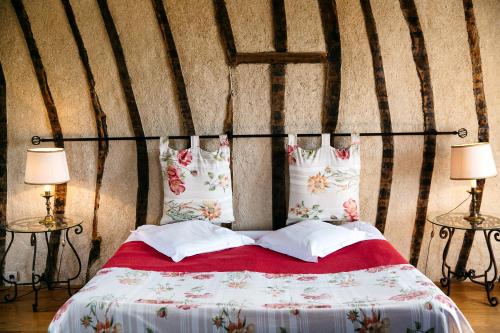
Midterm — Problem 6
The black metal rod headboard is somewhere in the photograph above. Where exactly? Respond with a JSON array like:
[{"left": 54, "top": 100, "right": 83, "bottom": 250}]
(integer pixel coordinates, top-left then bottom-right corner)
[{"left": 31, "top": 128, "right": 467, "bottom": 145}]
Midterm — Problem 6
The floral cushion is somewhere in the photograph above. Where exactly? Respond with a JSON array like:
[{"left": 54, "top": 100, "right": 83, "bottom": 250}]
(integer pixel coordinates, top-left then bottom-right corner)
[
  {"left": 159, "top": 135, "right": 235, "bottom": 224},
  {"left": 286, "top": 133, "right": 360, "bottom": 224}
]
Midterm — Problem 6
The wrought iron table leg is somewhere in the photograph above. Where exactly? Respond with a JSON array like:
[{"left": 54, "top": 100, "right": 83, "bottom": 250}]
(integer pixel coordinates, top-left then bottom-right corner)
[
  {"left": 439, "top": 226, "right": 455, "bottom": 295},
  {"left": 0, "top": 231, "right": 17, "bottom": 302},
  {"left": 482, "top": 229, "right": 499, "bottom": 306},
  {"left": 65, "top": 225, "right": 82, "bottom": 296},
  {"left": 30, "top": 233, "right": 43, "bottom": 312}
]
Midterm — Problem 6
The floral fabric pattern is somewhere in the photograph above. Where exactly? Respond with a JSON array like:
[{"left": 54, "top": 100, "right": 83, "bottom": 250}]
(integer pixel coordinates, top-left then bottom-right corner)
[
  {"left": 287, "top": 133, "right": 361, "bottom": 224},
  {"left": 160, "top": 135, "right": 234, "bottom": 224},
  {"left": 49, "top": 263, "right": 472, "bottom": 333}
]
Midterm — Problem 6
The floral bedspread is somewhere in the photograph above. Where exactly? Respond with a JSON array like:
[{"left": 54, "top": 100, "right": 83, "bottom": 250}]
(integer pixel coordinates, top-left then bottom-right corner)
[{"left": 49, "top": 263, "right": 472, "bottom": 333}]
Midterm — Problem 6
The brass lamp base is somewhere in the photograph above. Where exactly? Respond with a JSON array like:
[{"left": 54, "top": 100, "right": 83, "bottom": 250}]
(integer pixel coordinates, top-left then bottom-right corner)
[
  {"left": 39, "top": 190, "right": 56, "bottom": 227},
  {"left": 465, "top": 186, "right": 484, "bottom": 226}
]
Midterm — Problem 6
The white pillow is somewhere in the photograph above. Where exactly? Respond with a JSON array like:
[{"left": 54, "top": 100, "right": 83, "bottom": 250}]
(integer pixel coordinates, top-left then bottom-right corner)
[
  {"left": 256, "top": 220, "right": 366, "bottom": 262},
  {"left": 130, "top": 220, "right": 254, "bottom": 262}
]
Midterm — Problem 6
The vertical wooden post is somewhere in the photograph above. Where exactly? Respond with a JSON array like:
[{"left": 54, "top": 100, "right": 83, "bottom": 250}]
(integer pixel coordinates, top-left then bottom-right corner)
[
  {"left": 270, "top": 0, "right": 287, "bottom": 230},
  {"left": 456, "top": 0, "right": 490, "bottom": 276},
  {"left": 0, "top": 63, "right": 7, "bottom": 285},
  {"left": 360, "top": 0, "right": 394, "bottom": 234},
  {"left": 400, "top": 0, "right": 437, "bottom": 267}
]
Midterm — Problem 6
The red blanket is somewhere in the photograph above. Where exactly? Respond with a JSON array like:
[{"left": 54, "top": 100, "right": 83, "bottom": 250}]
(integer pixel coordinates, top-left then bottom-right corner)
[{"left": 104, "top": 239, "right": 407, "bottom": 274}]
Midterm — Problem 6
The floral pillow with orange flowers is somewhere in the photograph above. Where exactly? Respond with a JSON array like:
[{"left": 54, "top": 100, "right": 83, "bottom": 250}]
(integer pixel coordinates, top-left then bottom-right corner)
[
  {"left": 286, "top": 133, "right": 360, "bottom": 224},
  {"left": 159, "top": 135, "right": 235, "bottom": 225}
]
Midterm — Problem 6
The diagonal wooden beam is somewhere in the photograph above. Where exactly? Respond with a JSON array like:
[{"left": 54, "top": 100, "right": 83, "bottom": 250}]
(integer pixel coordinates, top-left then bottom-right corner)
[
  {"left": 360, "top": 0, "right": 394, "bottom": 234},
  {"left": 0, "top": 63, "right": 6, "bottom": 286},
  {"left": 61, "top": 0, "right": 109, "bottom": 281},
  {"left": 270, "top": 0, "right": 287, "bottom": 230},
  {"left": 399, "top": 0, "right": 437, "bottom": 267},
  {"left": 151, "top": 0, "right": 195, "bottom": 135},
  {"left": 97, "top": 0, "right": 149, "bottom": 228},
  {"left": 455, "top": 0, "right": 490, "bottom": 277},
  {"left": 318, "top": 0, "right": 342, "bottom": 145},
  {"left": 236, "top": 52, "right": 327, "bottom": 64},
  {"left": 11, "top": 0, "right": 66, "bottom": 282},
  {"left": 213, "top": 0, "right": 237, "bottom": 67}
]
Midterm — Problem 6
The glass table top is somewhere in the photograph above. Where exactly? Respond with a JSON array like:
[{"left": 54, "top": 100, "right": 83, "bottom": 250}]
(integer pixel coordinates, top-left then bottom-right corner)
[
  {"left": 6, "top": 216, "right": 83, "bottom": 233},
  {"left": 427, "top": 212, "right": 500, "bottom": 230}
]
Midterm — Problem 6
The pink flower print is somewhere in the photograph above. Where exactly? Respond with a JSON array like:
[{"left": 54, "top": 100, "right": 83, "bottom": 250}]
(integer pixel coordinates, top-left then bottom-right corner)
[
  {"left": 306, "top": 304, "right": 331, "bottom": 309},
  {"left": 227, "top": 281, "right": 247, "bottom": 289},
  {"left": 400, "top": 265, "right": 416, "bottom": 271},
  {"left": 424, "top": 302, "right": 433, "bottom": 310},
  {"left": 290, "top": 309, "right": 300, "bottom": 316},
  {"left": 343, "top": 199, "right": 359, "bottom": 221},
  {"left": 96, "top": 269, "right": 113, "bottom": 276},
  {"left": 220, "top": 137, "right": 230, "bottom": 147},
  {"left": 160, "top": 272, "right": 186, "bottom": 278},
  {"left": 287, "top": 145, "right": 298, "bottom": 165},
  {"left": 366, "top": 265, "right": 394, "bottom": 273},
  {"left": 263, "top": 273, "right": 294, "bottom": 279},
  {"left": 335, "top": 148, "right": 350, "bottom": 160},
  {"left": 176, "top": 304, "right": 198, "bottom": 310},
  {"left": 435, "top": 294, "right": 455, "bottom": 308},
  {"left": 177, "top": 149, "right": 192, "bottom": 166},
  {"left": 184, "top": 292, "right": 213, "bottom": 299},
  {"left": 389, "top": 290, "right": 427, "bottom": 301},
  {"left": 264, "top": 302, "right": 301, "bottom": 309},
  {"left": 169, "top": 177, "right": 186, "bottom": 195},
  {"left": 301, "top": 293, "right": 330, "bottom": 300},
  {"left": 167, "top": 164, "right": 180, "bottom": 178}
]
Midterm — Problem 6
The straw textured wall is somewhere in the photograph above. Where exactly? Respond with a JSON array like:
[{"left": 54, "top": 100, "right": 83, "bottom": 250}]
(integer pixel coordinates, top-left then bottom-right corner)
[{"left": 0, "top": 0, "right": 499, "bottom": 283}]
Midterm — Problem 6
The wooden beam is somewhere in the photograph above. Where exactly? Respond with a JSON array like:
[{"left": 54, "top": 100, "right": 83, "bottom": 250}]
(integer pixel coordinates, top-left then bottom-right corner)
[
  {"left": 0, "top": 63, "right": 6, "bottom": 286},
  {"left": 455, "top": 0, "right": 490, "bottom": 277},
  {"left": 235, "top": 52, "right": 327, "bottom": 64},
  {"left": 151, "top": 0, "right": 195, "bottom": 135},
  {"left": 61, "top": 0, "right": 109, "bottom": 281},
  {"left": 97, "top": 0, "right": 149, "bottom": 228},
  {"left": 399, "top": 0, "right": 437, "bottom": 267},
  {"left": 11, "top": 0, "right": 66, "bottom": 282},
  {"left": 360, "top": 0, "right": 394, "bottom": 234},
  {"left": 318, "top": 0, "right": 341, "bottom": 145},
  {"left": 271, "top": 0, "right": 287, "bottom": 230},
  {"left": 213, "top": 0, "right": 237, "bottom": 66}
]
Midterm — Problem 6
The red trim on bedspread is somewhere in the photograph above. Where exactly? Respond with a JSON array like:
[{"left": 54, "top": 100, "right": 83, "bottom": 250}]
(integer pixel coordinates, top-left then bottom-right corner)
[{"left": 103, "top": 240, "right": 408, "bottom": 274}]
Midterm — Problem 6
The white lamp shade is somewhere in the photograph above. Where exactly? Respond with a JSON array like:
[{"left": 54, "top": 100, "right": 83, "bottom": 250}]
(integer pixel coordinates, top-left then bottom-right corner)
[
  {"left": 25, "top": 148, "right": 70, "bottom": 185},
  {"left": 450, "top": 143, "right": 497, "bottom": 180}
]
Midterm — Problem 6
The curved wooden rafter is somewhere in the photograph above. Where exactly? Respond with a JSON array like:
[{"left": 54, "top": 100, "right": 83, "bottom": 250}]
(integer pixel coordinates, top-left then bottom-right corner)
[
  {"left": 97, "top": 0, "right": 149, "bottom": 229},
  {"left": 11, "top": 0, "right": 67, "bottom": 281},
  {"left": 60, "top": 0, "right": 110, "bottom": 281},
  {"left": 399, "top": 0, "right": 437, "bottom": 267},
  {"left": 360, "top": 0, "right": 394, "bottom": 234},
  {"left": 455, "top": 0, "right": 490, "bottom": 277}
]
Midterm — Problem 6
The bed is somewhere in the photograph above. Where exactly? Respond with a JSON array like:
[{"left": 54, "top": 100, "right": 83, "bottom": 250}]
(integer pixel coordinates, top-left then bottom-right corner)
[{"left": 48, "top": 221, "right": 472, "bottom": 333}]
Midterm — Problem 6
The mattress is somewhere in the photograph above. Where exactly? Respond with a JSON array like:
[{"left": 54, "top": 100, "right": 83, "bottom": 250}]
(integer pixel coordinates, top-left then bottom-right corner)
[{"left": 49, "top": 222, "right": 472, "bottom": 333}]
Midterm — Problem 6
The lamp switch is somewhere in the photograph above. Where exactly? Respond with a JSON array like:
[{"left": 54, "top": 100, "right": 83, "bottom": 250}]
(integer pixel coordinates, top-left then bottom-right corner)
[{"left": 4, "top": 271, "right": 18, "bottom": 283}]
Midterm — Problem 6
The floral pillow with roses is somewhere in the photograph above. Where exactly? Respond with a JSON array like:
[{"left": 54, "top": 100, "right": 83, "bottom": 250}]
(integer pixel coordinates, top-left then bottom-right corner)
[
  {"left": 159, "top": 135, "right": 235, "bottom": 225},
  {"left": 286, "top": 133, "right": 361, "bottom": 224}
]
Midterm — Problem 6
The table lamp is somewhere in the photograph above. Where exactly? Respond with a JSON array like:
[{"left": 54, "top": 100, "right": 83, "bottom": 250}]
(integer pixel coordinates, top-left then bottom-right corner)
[
  {"left": 450, "top": 142, "right": 497, "bottom": 225},
  {"left": 24, "top": 148, "right": 70, "bottom": 226}
]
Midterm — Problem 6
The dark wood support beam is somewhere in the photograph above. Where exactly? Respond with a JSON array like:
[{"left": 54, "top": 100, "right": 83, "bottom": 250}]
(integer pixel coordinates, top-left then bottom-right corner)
[
  {"left": 318, "top": 0, "right": 342, "bottom": 145},
  {"left": 456, "top": 0, "right": 490, "bottom": 277},
  {"left": 97, "top": 0, "right": 149, "bottom": 228},
  {"left": 270, "top": 0, "right": 287, "bottom": 230},
  {"left": 61, "top": 0, "right": 110, "bottom": 281},
  {"left": 235, "top": 52, "right": 327, "bottom": 65},
  {"left": 0, "top": 63, "right": 6, "bottom": 286},
  {"left": 11, "top": 0, "right": 66, "bottom": 282},
  {"left": 400, "top": 0, "right": 437, "bottom": 267},
  {"left": 360, "top": 0, "right": 394, "bottom": 234}
]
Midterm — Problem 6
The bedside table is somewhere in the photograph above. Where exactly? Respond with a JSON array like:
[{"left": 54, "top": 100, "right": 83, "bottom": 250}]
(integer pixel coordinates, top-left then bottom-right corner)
[
  {"left": 427, "top": 212, "right": 500, "bottom": 306},
  {"left": 0, "top": 215, "right": 83, "bottom": 311}
]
